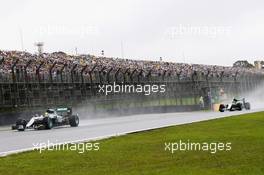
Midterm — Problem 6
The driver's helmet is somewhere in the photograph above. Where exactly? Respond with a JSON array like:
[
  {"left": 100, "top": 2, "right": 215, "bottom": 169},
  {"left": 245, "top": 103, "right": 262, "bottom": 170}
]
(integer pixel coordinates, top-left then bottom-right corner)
[{"left": 44, "top": 112, "right": 48, "bottom": 117}]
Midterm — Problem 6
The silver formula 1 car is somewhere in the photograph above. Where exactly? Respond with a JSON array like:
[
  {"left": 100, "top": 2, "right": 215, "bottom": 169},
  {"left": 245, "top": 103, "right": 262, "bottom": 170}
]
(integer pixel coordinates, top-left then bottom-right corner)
[
  {"left": 12, "top": 107, "right": 79, "bottom": 131},
  {"left": 219, "top": 98, "right": 251, "bottom": 112}
]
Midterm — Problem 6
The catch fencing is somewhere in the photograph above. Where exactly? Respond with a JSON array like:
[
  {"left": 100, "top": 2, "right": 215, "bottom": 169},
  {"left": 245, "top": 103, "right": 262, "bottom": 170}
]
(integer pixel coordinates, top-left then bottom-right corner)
[{"left": 0, "top": 60, "right": 263, "bottom": 114}]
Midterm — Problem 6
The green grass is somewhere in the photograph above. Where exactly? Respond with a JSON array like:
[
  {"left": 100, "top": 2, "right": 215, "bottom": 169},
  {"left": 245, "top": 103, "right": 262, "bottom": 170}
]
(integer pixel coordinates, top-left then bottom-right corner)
[{"left": 1, "top": 112, "right": 264, "bottom": 175}]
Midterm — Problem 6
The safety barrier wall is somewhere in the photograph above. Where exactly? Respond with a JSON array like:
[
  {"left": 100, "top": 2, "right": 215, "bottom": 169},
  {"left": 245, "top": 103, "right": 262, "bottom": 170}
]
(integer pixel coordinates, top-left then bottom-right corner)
[{"left": 0, "top": 65, "right": 263, "bottom": 112}]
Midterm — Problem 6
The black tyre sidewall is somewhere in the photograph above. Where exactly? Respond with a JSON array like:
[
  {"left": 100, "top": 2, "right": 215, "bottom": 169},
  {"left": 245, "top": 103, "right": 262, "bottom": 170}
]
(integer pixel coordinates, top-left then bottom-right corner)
[
  {"left": 219, "top": 104, "right": 225, "bottom": 112},
  {"left": 16, "top": 119, "right": 27, "bottom": 131},
  {"left": 43, "top": 117, "right": 53, "bottom": 129},
  {"left": 69, "top": 115, "right": 79, "bottom": 127}
]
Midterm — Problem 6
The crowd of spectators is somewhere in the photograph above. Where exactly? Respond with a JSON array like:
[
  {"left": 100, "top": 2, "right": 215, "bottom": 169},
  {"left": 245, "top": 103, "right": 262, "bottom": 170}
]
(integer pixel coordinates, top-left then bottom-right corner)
[{"left": 0, "top": 50, "right": 263, "bottom": 82}]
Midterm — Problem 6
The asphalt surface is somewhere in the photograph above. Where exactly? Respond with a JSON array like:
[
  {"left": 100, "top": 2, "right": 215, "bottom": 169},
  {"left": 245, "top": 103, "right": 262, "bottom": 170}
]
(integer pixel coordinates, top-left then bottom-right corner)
[{"left": 0, "top": 108, "right": 263, "bottom": 156}]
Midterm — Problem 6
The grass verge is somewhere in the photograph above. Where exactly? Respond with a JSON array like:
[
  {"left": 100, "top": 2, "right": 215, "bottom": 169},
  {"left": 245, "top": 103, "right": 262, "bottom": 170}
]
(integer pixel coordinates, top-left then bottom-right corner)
[{"left": 0, "top": 112, "right": 264, "bottom": 175}]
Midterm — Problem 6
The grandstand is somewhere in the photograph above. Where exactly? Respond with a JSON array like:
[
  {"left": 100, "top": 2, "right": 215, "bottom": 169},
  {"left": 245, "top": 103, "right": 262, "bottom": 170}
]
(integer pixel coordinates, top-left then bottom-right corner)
[
  {"left": 1, "top": 50, "right": 263, "bottom": 82},
  {"left": 0, "top": 50, "right": 263, "bottom": 122}
]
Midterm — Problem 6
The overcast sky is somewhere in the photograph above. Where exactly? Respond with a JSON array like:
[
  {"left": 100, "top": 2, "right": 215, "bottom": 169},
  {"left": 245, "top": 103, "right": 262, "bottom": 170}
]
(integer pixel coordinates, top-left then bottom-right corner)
[{"left": 1, "top": 0, "right": 264, "bottom": 66}]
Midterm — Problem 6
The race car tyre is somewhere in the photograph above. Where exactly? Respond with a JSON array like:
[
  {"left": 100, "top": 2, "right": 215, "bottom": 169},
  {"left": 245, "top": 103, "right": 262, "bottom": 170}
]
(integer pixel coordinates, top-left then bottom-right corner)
[
  {"left": 237, "top": 103, "right": 242, "bottom": 111},
  {"left": 245, "top": 102, "right": 251, "bottom": 110},
  {"left": 219, "top": 104, "right": 225, "bottom": 112},
  {"left": 43, "top": 117, "right": 53, "bottom": 129},
  {"left": 11, "top": 125, "right": 17, "bottom": 130},
  {"left": 16, "top": 119, "right": 27, "bottom": 131},
  {"left": 69, "top": 115, "right": 79, "bottom": 127}
]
